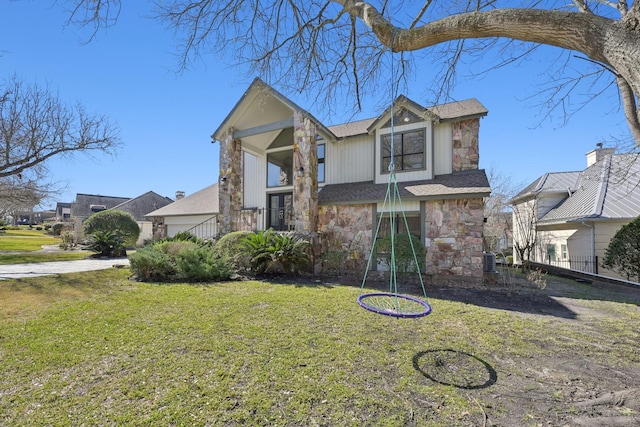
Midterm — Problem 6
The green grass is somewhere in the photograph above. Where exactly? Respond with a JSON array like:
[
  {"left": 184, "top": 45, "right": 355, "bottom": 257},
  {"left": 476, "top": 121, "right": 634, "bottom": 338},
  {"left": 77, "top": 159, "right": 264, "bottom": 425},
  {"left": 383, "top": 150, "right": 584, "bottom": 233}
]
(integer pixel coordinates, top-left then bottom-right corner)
[
  {"left": 0, "top": 252, "right": 90, "bottom": 264},
  {"left": 0, "top": 228, "right": 62, "bottom": 252},
  {"left": 1, "top": 269, "right": 638, "bottom": 426}
]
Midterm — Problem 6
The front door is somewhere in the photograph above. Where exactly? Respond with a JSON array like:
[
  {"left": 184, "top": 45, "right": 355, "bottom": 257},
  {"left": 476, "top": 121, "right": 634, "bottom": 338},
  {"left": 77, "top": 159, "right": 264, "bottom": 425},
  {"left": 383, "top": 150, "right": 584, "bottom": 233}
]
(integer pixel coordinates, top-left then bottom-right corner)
[{"left": 268, "top": 193, "right": 293, "bottom": 231}]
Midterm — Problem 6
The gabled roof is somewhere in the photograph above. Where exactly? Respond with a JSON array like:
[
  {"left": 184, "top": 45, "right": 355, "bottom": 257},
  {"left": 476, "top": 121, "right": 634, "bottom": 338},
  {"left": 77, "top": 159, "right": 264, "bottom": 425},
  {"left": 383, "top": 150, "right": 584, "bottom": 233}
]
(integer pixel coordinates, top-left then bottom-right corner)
[
  {"left": 537, "top": 153, "right": 640, "bottom": 225},
  {"left": 111, "top": 191, "right": 174, "bottom": 221},
  {"left": 365, "top": 96, "right": 488, "bottom": 135},
  {"left": 211, "top": 77, "right": 337, "bottom": 143},
  {"left": 145, "top": 183, "right": 219, "bottom": 218},
  {"left": 71, "top": 193, "right": 131, "bottom": 218},
  {"left": 511, "top": 171, "right": 582, "bottom": 202},
  {"left": 318, "top": 169, "right": 490, "bottom": 204}
]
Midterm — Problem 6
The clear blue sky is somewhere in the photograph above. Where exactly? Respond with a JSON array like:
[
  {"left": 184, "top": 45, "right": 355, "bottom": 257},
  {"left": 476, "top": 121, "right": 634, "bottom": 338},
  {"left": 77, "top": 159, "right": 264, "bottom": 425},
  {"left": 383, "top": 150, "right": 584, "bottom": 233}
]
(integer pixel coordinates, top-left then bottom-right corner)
[{"left": 1, "top": 2, "right": 632, "bottom": 210}]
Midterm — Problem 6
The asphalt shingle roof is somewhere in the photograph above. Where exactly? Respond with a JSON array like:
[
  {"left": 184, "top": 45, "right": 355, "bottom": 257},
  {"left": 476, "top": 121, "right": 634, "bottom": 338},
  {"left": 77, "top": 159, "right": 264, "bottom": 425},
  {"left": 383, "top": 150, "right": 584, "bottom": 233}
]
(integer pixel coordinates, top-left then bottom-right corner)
[
  {"left": 318, "top": 169, "right": 490, "bottom": 204},
  {"left": 111, "top": 191, "right": 174, "bottom": 221},
  {"left": 145, "top": 183, "right": 219, "bottom": 217}
]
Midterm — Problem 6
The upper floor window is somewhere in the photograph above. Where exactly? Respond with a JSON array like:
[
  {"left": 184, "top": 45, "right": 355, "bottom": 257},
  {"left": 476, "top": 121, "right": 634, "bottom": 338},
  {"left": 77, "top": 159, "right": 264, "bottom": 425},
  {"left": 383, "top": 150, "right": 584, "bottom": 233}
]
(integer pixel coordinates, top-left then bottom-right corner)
[
  {"left": 381, "top": 129, "right": 425, "bottom": 173},
  {"left": 318, "top": 144, "right": 325, "bottom": 183},
  {"left": 267, "top": 150, "right": 293, "bottom": 187}
]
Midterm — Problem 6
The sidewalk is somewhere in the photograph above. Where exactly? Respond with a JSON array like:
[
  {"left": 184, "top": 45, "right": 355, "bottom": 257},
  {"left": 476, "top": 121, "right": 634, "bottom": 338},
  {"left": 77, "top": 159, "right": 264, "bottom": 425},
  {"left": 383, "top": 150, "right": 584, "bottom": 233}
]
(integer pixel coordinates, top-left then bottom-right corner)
[{"left": 0, "top": 258, "right": 130, "bottom": 280}]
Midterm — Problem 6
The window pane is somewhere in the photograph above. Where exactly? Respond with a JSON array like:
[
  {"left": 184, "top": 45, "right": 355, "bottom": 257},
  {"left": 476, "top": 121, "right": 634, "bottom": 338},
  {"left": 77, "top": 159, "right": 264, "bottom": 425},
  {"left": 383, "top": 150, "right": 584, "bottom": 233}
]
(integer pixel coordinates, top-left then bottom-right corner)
[
  {"left": 403, "top": 153, "right": 424, "bottom": 170},
  {"left": 318, "top": 144, "right": 325, "bottom": 182},
  {"left": 267, "top": 150, "right": 293, "bottom": 187},
  {"left": 403, "top": 130, "right": 424, "bottom": 154},
  {"left": 381, "top": 129, "right": 425, "bottom": 173}
]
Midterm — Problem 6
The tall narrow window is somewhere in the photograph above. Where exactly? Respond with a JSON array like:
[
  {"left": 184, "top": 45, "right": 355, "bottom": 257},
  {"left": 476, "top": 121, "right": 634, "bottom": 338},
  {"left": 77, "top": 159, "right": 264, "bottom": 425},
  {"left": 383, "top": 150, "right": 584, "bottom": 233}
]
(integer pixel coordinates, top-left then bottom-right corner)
[
  {"left": 318, "top": 144, "right": 325, "bottom": 183},
  {"left": 381, "top": 129, "right": 425, "bottom": 173}
]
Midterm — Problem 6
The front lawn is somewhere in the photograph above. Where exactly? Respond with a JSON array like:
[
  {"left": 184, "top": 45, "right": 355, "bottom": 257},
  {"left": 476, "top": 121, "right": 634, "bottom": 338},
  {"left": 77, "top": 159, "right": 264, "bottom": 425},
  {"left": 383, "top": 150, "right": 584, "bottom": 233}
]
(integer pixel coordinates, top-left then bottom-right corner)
[
  {"left": 1, "top": 269, "right": 639, "bottom": 426},
  {"left": 0, "top": 228, "right": 62, "bottom": 252}
]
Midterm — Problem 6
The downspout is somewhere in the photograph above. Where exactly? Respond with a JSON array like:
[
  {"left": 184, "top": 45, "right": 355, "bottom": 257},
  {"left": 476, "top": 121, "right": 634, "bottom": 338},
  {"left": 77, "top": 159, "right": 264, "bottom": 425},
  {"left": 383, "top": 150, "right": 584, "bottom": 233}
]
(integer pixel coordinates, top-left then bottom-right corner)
[{"left": 581, "top": 221, "right": 596, "bottom": 274}]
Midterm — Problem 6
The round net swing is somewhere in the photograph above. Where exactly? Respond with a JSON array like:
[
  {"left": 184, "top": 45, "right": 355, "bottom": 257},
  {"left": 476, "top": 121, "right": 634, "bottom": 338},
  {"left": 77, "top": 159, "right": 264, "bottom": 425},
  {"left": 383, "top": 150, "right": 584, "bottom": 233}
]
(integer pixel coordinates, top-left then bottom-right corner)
[{"left": 357, "top": 165, "right": 432, "bottom": 318}]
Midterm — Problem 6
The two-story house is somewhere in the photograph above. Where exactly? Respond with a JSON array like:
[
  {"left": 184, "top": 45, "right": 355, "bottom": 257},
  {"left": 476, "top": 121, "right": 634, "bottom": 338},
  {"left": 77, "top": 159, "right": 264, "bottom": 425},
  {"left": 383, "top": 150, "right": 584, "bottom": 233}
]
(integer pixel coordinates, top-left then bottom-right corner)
[
  {"left": 511, "top": 147, "right": 640, "bottom": 281},
  {"left": 210, "top": 78, "right": 491, "bottom": 278}
]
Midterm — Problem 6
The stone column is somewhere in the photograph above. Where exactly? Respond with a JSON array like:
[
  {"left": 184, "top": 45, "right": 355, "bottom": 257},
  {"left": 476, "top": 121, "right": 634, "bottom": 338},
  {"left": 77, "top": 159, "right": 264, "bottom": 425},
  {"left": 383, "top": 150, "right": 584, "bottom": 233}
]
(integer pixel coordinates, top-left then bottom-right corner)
[
  {"left": 452, "top": 118, "right": 480, "bottom": 171},
  {"left": 218, "top": 129, "right": 243, "bottom": 235},
  {"left": 292, "top": 111, "right": 318, "bottom": 235}
]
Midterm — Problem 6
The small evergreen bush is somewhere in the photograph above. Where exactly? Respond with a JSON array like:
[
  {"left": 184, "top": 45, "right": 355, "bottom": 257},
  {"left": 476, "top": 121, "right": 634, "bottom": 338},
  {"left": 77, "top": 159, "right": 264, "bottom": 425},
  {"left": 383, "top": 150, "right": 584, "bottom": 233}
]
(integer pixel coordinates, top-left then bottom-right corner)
[
  {"left": 84, "top": 210, "right": 140, "bottom": 257},
  {"left": 129, "top": 240, "right": 233, "bottom": 283},
  {"left": 213, "top": 230, "right": 253, "bottom": 271}
]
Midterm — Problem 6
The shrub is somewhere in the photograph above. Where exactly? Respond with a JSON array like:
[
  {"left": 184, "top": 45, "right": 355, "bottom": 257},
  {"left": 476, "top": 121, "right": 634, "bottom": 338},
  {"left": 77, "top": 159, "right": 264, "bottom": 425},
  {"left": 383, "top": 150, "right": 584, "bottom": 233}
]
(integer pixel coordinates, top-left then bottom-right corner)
[
  {"left": 175, "top": 245, "right": 234, "bottom": 282},
  {"left": 128, "top": 245, "right": 175, "bottom": 282},
  {"left": 213, "top": 230, "right": 253, "bottom": 271},
  {"left": 603, "top": 215, "right": 640, "bottom": 282},
  {"left": 87, "top": 230, "right": 126, "bottom": 257},
  {"left": 83, "top": 210, "right": 140, "bottom": 257},
  {"left": 59, "top": 231, "right": 76, "bottom": 251},
  {"left": 129, "top": 240, "right": 233, "bottom": 283},
  {"left": 376, "top": 232, "right": 426, "bottom": 276},
  {"left": 242, "top": 229, "right": 310, "bottom": 275},
  {"left": 51, "top": 223, "right": 65, "bottom": 236}
]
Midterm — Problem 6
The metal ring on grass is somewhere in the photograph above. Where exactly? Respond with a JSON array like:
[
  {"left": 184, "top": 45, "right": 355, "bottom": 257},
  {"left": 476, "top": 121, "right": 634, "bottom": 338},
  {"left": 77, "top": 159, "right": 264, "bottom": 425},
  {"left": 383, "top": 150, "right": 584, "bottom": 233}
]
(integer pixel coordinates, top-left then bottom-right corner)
[{"left": 357, "top": 292, "right": 432, "bottom": 318}]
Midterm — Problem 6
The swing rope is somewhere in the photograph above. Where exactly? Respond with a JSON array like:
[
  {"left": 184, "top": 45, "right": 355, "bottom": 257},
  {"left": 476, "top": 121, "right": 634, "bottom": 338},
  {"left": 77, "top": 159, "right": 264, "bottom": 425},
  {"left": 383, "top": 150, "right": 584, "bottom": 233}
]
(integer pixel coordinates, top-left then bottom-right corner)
[{"left": 357, "top": 29, "right": 431, "bottom": 318}]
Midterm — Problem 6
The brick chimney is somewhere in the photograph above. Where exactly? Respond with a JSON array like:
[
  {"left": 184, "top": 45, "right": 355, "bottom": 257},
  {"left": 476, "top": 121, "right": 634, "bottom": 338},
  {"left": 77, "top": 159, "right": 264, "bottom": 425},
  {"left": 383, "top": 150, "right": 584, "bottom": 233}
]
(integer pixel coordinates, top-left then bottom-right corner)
[{"left": 175, "top": 190, "right": 185, "bottom": 200}]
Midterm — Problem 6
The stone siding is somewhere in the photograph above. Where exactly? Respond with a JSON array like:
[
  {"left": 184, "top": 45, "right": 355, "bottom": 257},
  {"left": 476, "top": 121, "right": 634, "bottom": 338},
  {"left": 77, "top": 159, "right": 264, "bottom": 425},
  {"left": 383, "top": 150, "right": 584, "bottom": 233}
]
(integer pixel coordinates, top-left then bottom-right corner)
[
  {"left": 317, "top": 204, "right": 373, "bottom": 273},
  {"left": 219, "top": 131, "right": 243, "bottom": 235},
  {"left": 292, "top": 111, "right": 318, "bottom": 235},
  {"left": 424, "top": 198, "right": 485, "bottom": 278},
  {"left": 452, "top": 118, "right": 480, "bottom": 171}
]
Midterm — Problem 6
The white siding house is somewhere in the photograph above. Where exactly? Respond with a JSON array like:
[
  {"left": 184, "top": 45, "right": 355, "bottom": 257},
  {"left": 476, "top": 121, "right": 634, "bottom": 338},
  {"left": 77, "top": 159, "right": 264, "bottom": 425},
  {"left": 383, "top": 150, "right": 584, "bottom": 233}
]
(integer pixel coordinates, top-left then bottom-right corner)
[{"left": 511, "top": 148, "right": 640, "bottom": 281}]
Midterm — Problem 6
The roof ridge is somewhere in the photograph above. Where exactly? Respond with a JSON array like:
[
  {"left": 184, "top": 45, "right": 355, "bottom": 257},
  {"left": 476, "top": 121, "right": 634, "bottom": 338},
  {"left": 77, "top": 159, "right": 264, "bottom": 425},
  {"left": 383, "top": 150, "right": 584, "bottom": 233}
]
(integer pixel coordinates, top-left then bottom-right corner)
[{"left": 592, "top": 155, "right": 612, "bottom": 217}]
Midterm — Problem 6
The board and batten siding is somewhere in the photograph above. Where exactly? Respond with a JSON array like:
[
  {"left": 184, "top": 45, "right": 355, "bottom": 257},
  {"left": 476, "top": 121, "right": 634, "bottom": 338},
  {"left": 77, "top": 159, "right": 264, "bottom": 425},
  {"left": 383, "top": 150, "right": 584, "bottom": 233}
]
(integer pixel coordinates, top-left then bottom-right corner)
[
  {"left": 324, "top": 134, "right": 374, "bottom": 184},
  {"left": 164, "top": 214, "right": 216, "bottom": 237},
  {"left": 433, "top": 122, "right": 453, "bottom": 176},
  {"left": 243, "top": 151, "right": 266, "bottom": 209}
]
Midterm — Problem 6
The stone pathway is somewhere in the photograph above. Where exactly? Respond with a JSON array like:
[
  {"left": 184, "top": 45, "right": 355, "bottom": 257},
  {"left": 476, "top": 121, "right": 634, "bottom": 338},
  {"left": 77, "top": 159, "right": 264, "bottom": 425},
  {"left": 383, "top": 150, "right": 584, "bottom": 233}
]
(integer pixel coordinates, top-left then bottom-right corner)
[{"left": 0, "top": 258, "right": 129, "bottom": 280}]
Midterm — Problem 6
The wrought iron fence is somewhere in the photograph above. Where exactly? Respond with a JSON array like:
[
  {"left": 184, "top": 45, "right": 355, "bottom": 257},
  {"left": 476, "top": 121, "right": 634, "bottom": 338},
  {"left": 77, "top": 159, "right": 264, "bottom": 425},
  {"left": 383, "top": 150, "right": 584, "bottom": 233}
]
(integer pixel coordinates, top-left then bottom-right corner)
[{"left": 541, "top": 255, "right": 599, "bottom": 274}]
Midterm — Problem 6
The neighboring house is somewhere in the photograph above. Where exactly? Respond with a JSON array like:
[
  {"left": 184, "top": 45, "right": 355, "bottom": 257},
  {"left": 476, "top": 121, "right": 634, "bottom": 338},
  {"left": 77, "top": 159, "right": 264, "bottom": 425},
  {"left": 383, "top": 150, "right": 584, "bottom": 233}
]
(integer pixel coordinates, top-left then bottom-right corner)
[
  {"left": 55, "top": 202, "right": 71, "bottom": 222},
  {"left": 510, "top": 147, "right": 640, "bottom": 281},
  {"left": 70, "top": 193, "right": 131, "bottom": 241},
  {"left": 146, "top": 184, "right": 219, "bottom": 240},
  {"left": 111, "top": 191, "right": 174, "bottom": 245},
  {"left": 205, "top": 78, "right": 491, "bottom": 278}
]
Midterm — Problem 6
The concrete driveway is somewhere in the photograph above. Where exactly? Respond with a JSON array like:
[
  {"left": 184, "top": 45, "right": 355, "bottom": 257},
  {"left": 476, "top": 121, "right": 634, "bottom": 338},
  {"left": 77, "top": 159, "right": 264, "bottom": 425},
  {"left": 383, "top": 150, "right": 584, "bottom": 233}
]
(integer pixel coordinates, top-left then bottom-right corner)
[{"left": 0, "top": 258, "right": 129, "bottom": 280}]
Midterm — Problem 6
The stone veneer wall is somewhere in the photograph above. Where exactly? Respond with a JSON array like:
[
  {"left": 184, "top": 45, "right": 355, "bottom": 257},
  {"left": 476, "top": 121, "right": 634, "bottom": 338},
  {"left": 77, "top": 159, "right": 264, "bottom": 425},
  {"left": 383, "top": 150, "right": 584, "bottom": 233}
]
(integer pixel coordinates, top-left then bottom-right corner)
[
  {"left": 424, "top": 197, "right": 485, "bottom": 278},
  {"left": 317, "top": 204, "right": 373, "bottom": 271},
  {"left": 219, "top": 131, "right": 243, "bottom": 235},
  {"left": 293, "top": 111, "right": 318, "bottom": 235},
  {"left": 237, "top": 210, "right": 258, "bottom": 232},
  {"left": 452, "top": 118, "right": 480, "bottom": 172}
]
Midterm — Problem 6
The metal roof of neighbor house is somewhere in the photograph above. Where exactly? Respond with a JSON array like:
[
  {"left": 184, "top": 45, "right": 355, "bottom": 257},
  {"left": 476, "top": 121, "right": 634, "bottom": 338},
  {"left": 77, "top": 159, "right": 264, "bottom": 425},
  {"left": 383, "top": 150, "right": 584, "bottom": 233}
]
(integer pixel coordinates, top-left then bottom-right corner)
[
  {"left": 538, "top": 153, "right": 640, "bottom": 225},
  {"left": 512, "top": 171, "right": 582, "bottom": 201},
  {"left": 111, "top": 191, "right": 174, "bottom": 221},
  {"left": 145, "top": 183, "right": 219, "bottom": 218},
  {"left": 318, "top": 169, "right": 491, "bottom": 204}
]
